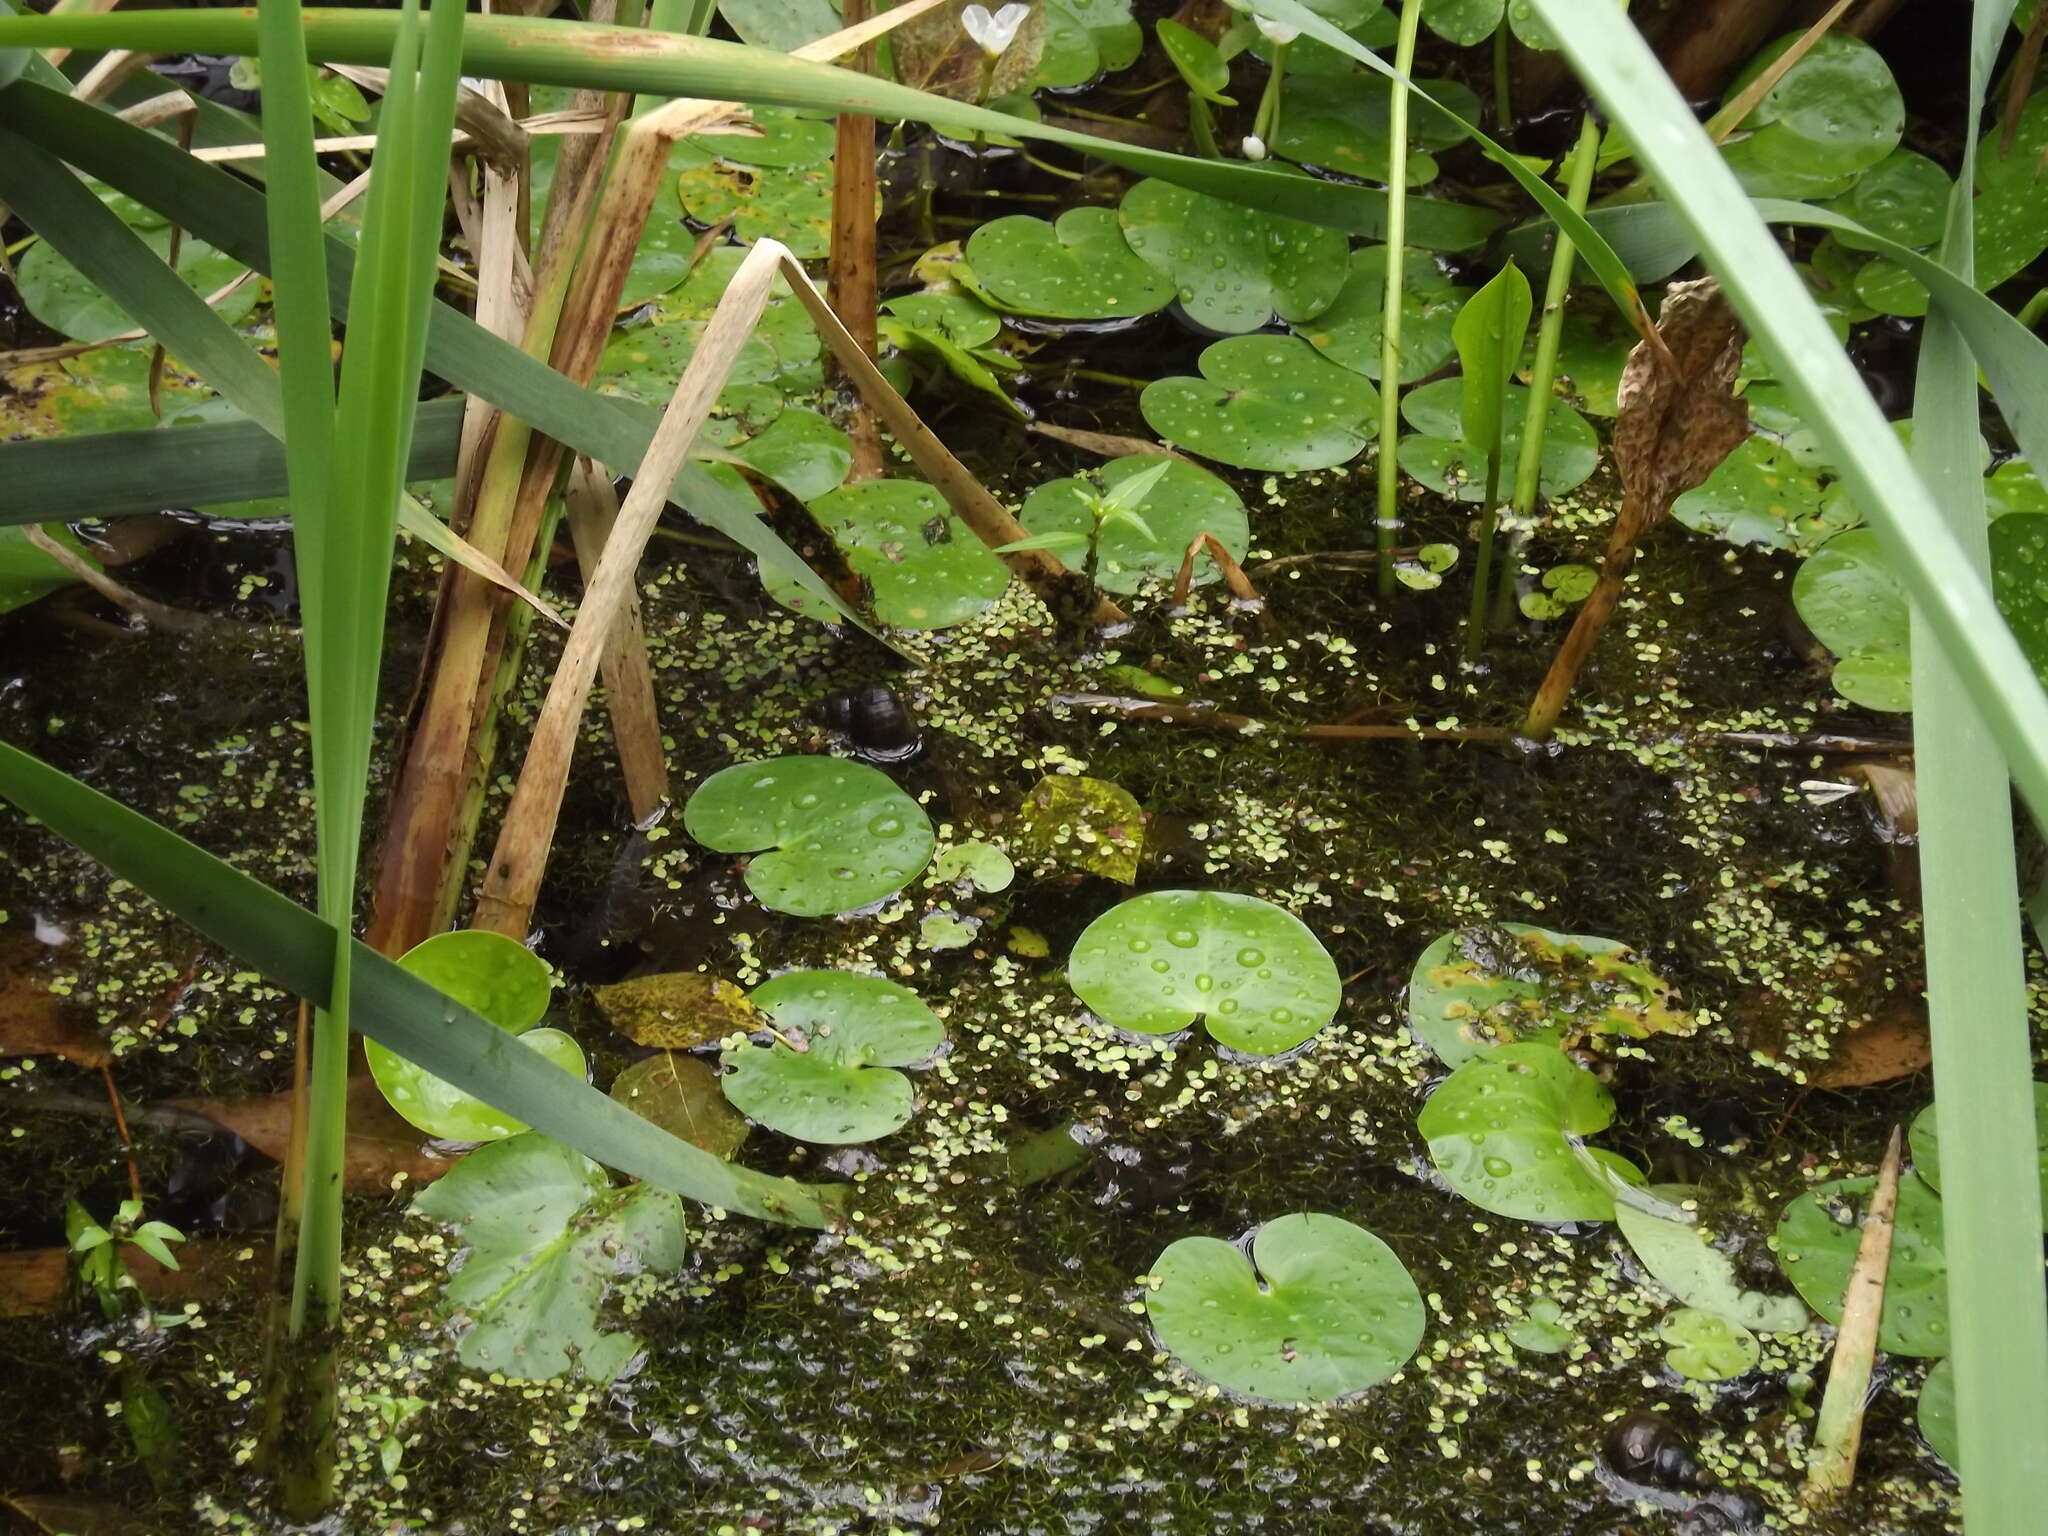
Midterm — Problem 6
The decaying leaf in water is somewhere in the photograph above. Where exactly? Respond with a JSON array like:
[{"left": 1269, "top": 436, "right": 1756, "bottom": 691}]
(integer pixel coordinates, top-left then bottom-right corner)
[
  {"left": 1813, "top": 1000, "right": 1931, "bottom": 1088},
  {"left": 1611, "top": 277, "right": 1751, "bottom": 538},
  {"left": 892, "top": 0, "right": 1046, "bottom": 102},
  {"left": 171, "top": 1074, "right": 456, "bottom": 1193},
  {"left": 0, "top": 930, "right": 108, "bottom": 1068},
  {"left": 0, "top": 1237, "right": 262, "bottom": 1320},
  {"left": 593, "top": 971, "right": 764, "bottom": 1050},
  {"left": 610, "top": 1052, "right": 749, "bottom": 1159},
  {"left": 1013, "top": 774, "right": 1144, "bottom": 884}
]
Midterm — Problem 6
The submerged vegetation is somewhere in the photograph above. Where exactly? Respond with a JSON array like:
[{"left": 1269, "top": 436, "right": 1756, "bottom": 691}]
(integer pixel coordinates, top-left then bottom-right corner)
[{"left": 1, "top": 0, "right": 2046, "bottom": 1531}]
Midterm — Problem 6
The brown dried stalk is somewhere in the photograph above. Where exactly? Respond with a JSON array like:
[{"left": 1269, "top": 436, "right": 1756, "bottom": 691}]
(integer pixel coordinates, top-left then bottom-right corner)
[
  {"left": 1170, "top": 532, "right": 1264, "bottom": 608},
  {"left": 1805, "top": 1127, "right": 1904, "bottom": 1498},
  {"left": 1523, "top": 278, "right": 1748, "bottom": 739},
  {"left": 563, "top": 457, "right": 669, "bottom": 821},
  {"left": 829, "top": 0, "right": 886, "bottom": 482}
]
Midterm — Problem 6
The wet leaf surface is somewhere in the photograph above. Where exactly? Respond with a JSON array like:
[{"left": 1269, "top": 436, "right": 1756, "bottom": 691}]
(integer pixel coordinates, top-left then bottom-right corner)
[
  {"left": 1013, "top": 773, "right": 1145, "bottom": 883},
  {"left": 1118, "top": 178, "right": 1346, "bottom": 334},
  {"left": 1658, "top": 1307, "right": 1760, "bottom": 1381},
  {"left": 1291, "top": 245, "right": 1470, "bottom": 382},
  {"left": 1018, "top": 455, "right": 1249, "bottom": 594},
  {"left": 1909, "top": 1081, "right": 2047, "bottom": 1229},
  {"left": 723, "top": 970, "right": 945, "bottom": 1143},
  {"left": 963, "top": 207, "right": 1173, "bottom": 321},
  {"left": 1614, "top": 1183, "right": 1810, "bottom": 1334},
  {"left": 1776, "top": 1172, "right": 1949, "bottom": 1357},
  {"left": 1141, "top": 335, "right": 1377, "bottom": 471},
  {"left": 593, "top": 972, "right": 763, "bottom": 1051},
  {"left": 805, "top": 479, "right": 1010, "bottom": 629},
  {"left": 610, "top": 1052, "right": 750, "bottom": 1159}
]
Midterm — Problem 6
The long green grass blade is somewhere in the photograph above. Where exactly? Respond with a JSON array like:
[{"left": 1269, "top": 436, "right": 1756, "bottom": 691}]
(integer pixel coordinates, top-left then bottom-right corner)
[
  {"left": 1373, "top": 0, "right": 1423, "bottom": 599},
  {"left": 1521, "top": 0, "right": 2048, "bottom": 832},
  {"left": 0, "top": 9, "right": 1499, "bottom": 248},
  {"left": 0, "top": 400, "right": 463, "bottom": 521},
  {"left": 0, "top": 737, "right": 840, "bottom": 1228},
  {"left": 0, "top": 79, "right": 875, "bottom": 638},
  {"left": 1903, "top": 3, "right": 2048, "bottom": 1527}
]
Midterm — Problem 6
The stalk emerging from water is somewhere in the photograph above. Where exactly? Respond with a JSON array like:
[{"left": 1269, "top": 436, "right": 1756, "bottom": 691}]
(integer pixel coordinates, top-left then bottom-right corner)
[{"left": 1375, "top": 0, "right": 1423, "bottom": 596}]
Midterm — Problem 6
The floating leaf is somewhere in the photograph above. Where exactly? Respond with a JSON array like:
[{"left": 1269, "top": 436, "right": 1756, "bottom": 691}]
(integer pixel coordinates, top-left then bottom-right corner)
[
  {"left": 1067, "top": 889, "right": 1340, "bottom": 1055},
  {"left": 610, "top": 1052, "right": 750, "bottom": 1159},
  {"left": 1291, "top": 245, "right": 1470, "bottom": 382},
  {"left": 1034, "top": 0, "right": 1143, "bottom": 88},
  {"left": 0, "top": 342, "right": 213, "bottom": 439},
  {"left": 1141, "top": 335, "right": 1377, "bottom": 471},
  {"left": 1392, "top": 541, "right": 1459, "bottom": 591},
  {"left": 717, "top": 0, "right": 840, "bottom": 50},
  {"left": 1671, "top": 435, "right": 1850, "bottom": 554},
  {"left": 1776, "top": 1173, "right": 1950, "bottom": 1357},
  {"left": 729, "top": 405, "right": 852, "bottom": 501},
  {"left": 1506, "top": 1296, "right": 1575, "bottom": 1353},
  {"left": 918, "top": 909, "right": 980, "bottom": 950},
  {"left": 16, "top": 225, "right": 255, "bottom": 343},
  {"left": 931, "top": 840, "right": 1015, "bottom": 893},
  {"left": 1719, "top": 33, "right": 1903, "bottom": 197},
  {"left": 1920, "top": 1357, "right": 1960, "bottom": 1470},
  {"left": 1156, "top": 17, "right": 1233, "bottom": 103},
  {"left": 1418, "top": 1042, "right": 1639, "bottom": 1223},
  {"left": 1425, "top": 0, "right": 1503, "bottom": 45},
  {"left": 722, "top": 970, "right": 945, "bottom": 1143},
  {"left": 592, "top": 971, "right": 763, "bottom": 1051},
  {"left": 673, "top": 121, "right": 840, "bottom": 260},
  {"left": 1407, "top": 923, "right": 1688, "bottom": 1069},
  {"left": 1018, "top": 455, "right": 1249, "bottom": 594},
  {"left": 1791, "top": 529, "right": 1912, "bottom": 711},
  {"left": 367, "top": 932, "right": 584, "bottom": 1143},
  {"left": 413, "top": 1133, "right": 684, "bottom": 1382},
  {"left": 1827, "top": 148, "right": 1952, "bottom": 252},
  {"left": 1517, "top": 562, "right": 1599, "bottom": 619},
  {"left": 1270, "top": 73, "right": 1477, "bottom": 185},
  {"left": 1552, "top": 304, "right": 1632, "bottom": 417},
  {"left": 1659, "top": 1308, "right": 1760, "bottom": 1382},
  {"left": 1990, "top": 515, "right": 2048, "bottom": 690},
  {"left": 1614, "top": 1184, "right": 1810, "bottom": 1334},
  {"left": 1013, "top": 773, "right": 1145, "bottom": 883},
  {"left": 1909, "top": 1082, "right": 2048, "bottom": 1231},
  {"left": 1145, "top": 1213, "right": 1424, "bottom": 1404},
  {"left": 963, "top": 207, "right": 1172, "bottom": 321},
  {"left": 1118, "top": 178, "right": 1347, "bottom": 333},
  {"left": 881, "top": 291, "right": 1002, "bottom": 350},
  {"left": 893, "top": 0, "right": 1045, "bottom": 100},
  {"left": 593, "top": 247, "right": 820, "bottom": 410},
  {"left": 1397, "top": 378, "right": 1598, "bottom": 501},
  {"left": 805, "top": 479, "right": 1010, "bottom": 629},
  {"left": 683, "top": 756, "right": 935, "bottom": 917}
]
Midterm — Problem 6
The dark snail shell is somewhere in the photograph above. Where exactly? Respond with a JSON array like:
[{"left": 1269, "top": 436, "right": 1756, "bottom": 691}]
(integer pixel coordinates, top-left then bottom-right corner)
[
  {"left": 1604, "top": 1410, "right": 1712, "bottom": 1492},
  {"left": 821, "top": 684, "right": 922, "bottom": 764}
]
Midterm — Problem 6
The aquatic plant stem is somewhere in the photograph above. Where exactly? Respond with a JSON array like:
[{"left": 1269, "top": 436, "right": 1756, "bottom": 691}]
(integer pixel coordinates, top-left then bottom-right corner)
[
  {"left": 828, "top": 0, "right": 885, "bottom": 480},
  {"left": 1251, "top": 40, "right": 1287, "bottom": 147},
  {"left": 1493, "top": 109, "right": 1602, "bottom": 629},
  {"left": 1804, "top": 1127, "right": 1901, "bottom": 1498},
  {"left": 1374, "top": 0, "right": 1423, "bottom": 597}
]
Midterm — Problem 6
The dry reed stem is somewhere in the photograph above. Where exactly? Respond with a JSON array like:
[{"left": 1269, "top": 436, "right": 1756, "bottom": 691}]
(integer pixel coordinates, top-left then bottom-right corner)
[
  {"left": 1027, "top": 422, "right": 1185, "bottom": 460},
  {"left": 829, "top": 0, "right": 886, "bottom": 482},
  {"left": 1804, "top": 1127, "right": 1904, "bottom": 1498},
  {"left": 1171, "top": 531, "right": 1264, "bottom": 608},
  {"left": 23, "top": 525, "right": 207, "bottom": 632},
  {"left": 471, "top": 241, "right": 792, "bottom": 937},
  {"left": 564, "top": 457, "right": 669, "bottom": 821}
]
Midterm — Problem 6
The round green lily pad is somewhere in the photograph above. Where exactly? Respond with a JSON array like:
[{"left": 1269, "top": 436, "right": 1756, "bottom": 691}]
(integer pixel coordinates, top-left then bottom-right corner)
[
  {"left": 1290, "top": 246, "right": 1470, "bottom": 382},
  {"left": 1146, "top": 1213, "right": 1425, "bottom": 1404},
  {"left": 1919, "top": 1358, "right": 1960, "bottom": 1470},
  {"left": 1909, "top": 1083, "right": 2048, "bottom": 1231},
  {"left": 730, "top": 406, "right": 852, "bottom": 502},
  {"left": 931, "top": 840, "right": 1015, "bottom": 893},
  {"left": 1792, "top": 530, "right": 1912, "bottom": 711},
  {"left": 1615, "top": 1185, "right": 1810, "bottom": 1335},
  {"left": 1418, "top": 1042, "right": 1640, "bottom": 1223},
  {"left": 1033, "top": 0, "right": 1144, "bottom": 88},
  {"left": 1407, "top": 924, "right": 1689, "bottom": 1069},
  {"left": 1017, "top": 456, "right": 1249, "bottom": 594},
  {"left": 17, "top": 226, "right": 257, "bottom": 343},
  {"left": 1719, "top": 33, "right": 1903, "bottom": 197},
  {"left": 1776, "top": 1173, "right": 1950, "bottom": 1357},
  {"left": 1506, "top": 1296, "right": 1575, "bottom": 1354},
  {"left": 1992, "top": 516, "right": 2048, "bottom": 691},
  {"left": 1673, "top": 436, "right": 1846, "bottom": 555},
  {"left": 684, "top": 756, "right": 935, "bottom": 917},
  {"left": 881, "top": 291, "right": 1002, "bottom": 349},
  {"left": 963, "top": 207, "right": 1172, "bottom": 321},
  {"left": 805, "top": 480, "right": 1011, "bottom": 630},
  {"left": 1426, "top": 0, "right": 1503, "bottom": 45},
  {"left": 367, "top": 932, "right": 584, "bottom": 1142},
  {"left": 1118, "top": 178, "right": 1347, "bottom": 333},
  {"left": 610, "top": 1052, "right": 749, "bottom": 1159},
  {"left": 721, "top": 970, "right": 945, "bottom": 1143},
  {"left": 1141, "top": 335, "right": 1378, "bottom": 472},
  {"left": 1659, "top": 1308, "right": 1760, "bottom": 1382},
  {"left": 1270, "top": 74, "right": 1475, "bottom": 185},
  {"left": 1067, "top": 890, "right": 1340, "bottom": 1055},
  {"left": 1396, "top": 378, "right": 1598, "bottom": 502}
]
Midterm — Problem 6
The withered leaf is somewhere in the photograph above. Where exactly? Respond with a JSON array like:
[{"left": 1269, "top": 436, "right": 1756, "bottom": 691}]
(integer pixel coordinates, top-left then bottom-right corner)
[
  {"left": 592, "top": 971, "right": 763, "bottom": 1050},
  {"left": 0, "top": 930, "right": 109, "bottom": 1069},
  {"left": 1612, "top": 277, "right": 1750, "bottom": 534},
  {"left": 169, "top": 1073, "right": 455, "bottom": 1193}
]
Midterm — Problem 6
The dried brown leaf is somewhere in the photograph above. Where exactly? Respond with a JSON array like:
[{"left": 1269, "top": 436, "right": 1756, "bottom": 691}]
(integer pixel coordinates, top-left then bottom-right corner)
[
  {"left": 0, "top": 930, "right": 108, "bottom": 1069},
  {"left": 169, "top": 1074, "right": 455, "bottom": 1193},
  {"left": 892, "top": 1, "right": 1045, "bottom": 101},
  {"left": 1612, "top": 277, "right": 1749, "bottom": 532},
  {"left": 1814, "top": 1002, "right": 1931, "bottom": 1089}
]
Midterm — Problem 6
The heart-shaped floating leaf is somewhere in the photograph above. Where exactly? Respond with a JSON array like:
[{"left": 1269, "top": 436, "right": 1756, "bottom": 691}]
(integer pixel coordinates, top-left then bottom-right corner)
[
  {"left": 1269, "top": 73, "right": 1477, "bottom": 185},
  {"left": 1407, "top": 923, "right": 1689, "bottom": 1068},
  {"left": 882, "top": 291, "right": 1002, "bottom": 350},
  {"left": 721, "top": 970, "right": 946, "bottom": 1143},
  {"left": 1418, "top": 1042, "right": 1640, "bottom": 1223},
  {"left": 610, "top": 1052, "right": 751, "bottom": 1159},
  {"left": 1658, "top": 1308, "right": 1760, "bottom": 1382},
  {"left": 1013, "top": 773, "right": 1145, "bottom": 882},
  {"left": 1396, "top": 378, "right": 1598, "bottom": 502},
  {"left": 931, "top": 840, "right": 1015, "bottom": 893},
  {"left": 1920, "top": 1357, "right": 1960, "bottom": 1469},
  {"left": 592, "top": 971, "right": 763, "bottom": 1050},
  {"left": 17, "top": 221, "right": 256, "bottom": 343},
  {"left": 367, "top": 931, "right": 587, "bottom": 1142},
  {"left": 1141, "top": 335, "right": 1377, "bottom": 471},
  {"left": 1719, "top": 33, "right": 1903, "bottom": 197},
  {"left": 1034, "top": 0, "right": 1145, "bottom": 88},
  {"left": 964, "top": 207, "right": 1172, "bottom": 321},
  {"left": 805, "top": 479, "right": 1010, "bottom": 629},
  {"left": 1117, "top": 178, "right": 1347, "bottom": 333},
  {"left": 1909, "top": 1082, "right": 2047, "bottom": 1231},
  {"left": 1672, "top": 435, "right": 1852, "bottom": 555},
  {"left": 1068, "top": 889, "right": 1340, "bottom": 1054},
  {"left": 684, "top": 756, "right": 936, "bottom": 917},
  {"left": 413, "top": 1132, "right": 684, "bottom": 1383},
  {"left": 674, "top": 149, "right": 837, "bottom": 259},
  {"left": 1426, "top": 0, "right": 1503, "bottom": 45},
  {"left": 1506, "top": 1295, "right": 1575, "bottom": 1354},
  {"left": 1791, "top": 529, "right": 1912, "bottom": 712},
  {"left": 1613, "top": 1184, "right": 1810, "bottom": 1334},
  {"left": 1146, "top": 1212, "right": 1425, "bottom": 1404},
  {"left": 1291, "top": 246, "right": 1470, "bottom": 382},
  {"left": 1776, "top": 1172, "right": 1950, "bottom": 1357},
  {"left": 729, "top": 405, "right": 852, "bottom": 501},
  {"left": 1017, "top": 456, "right": 1249, "bottom": 594}
]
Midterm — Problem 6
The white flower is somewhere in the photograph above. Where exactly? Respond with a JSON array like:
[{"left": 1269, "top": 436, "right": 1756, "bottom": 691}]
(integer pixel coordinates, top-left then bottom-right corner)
[
  {"left": 962, "top": 2, "right": 1031, "bottom": 58},
  {"left": 1241, "top": 133, "right": 1268, "bottom": 161},
  {"left": 1255, "top": 17, "right": 1300, "bottom": 45}
]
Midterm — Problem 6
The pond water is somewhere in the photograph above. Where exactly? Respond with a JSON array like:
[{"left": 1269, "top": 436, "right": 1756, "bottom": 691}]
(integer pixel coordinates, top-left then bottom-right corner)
[{"left": 0, "top": 29, "right": 1997, "bottom": 1532}]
